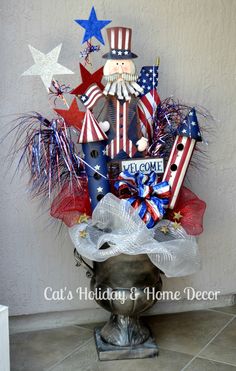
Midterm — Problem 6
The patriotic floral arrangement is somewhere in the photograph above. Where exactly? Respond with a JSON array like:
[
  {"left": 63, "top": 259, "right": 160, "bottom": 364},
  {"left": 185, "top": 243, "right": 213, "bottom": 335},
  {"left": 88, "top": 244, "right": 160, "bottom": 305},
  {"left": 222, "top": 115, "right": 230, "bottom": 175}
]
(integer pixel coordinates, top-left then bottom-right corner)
[{"left": 11, "top": 7, "right": 209, "bottom": 277}]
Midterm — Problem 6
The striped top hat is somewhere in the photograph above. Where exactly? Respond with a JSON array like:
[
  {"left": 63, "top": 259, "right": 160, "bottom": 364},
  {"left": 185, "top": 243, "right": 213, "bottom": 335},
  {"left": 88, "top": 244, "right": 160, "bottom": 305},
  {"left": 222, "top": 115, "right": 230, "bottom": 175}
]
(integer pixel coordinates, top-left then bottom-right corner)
[
  {"left": 103, "top": 27, "right": 138, "bottom": 59},
  {"left": 79, "top": 109, "right": 108, "bottom": 143}
]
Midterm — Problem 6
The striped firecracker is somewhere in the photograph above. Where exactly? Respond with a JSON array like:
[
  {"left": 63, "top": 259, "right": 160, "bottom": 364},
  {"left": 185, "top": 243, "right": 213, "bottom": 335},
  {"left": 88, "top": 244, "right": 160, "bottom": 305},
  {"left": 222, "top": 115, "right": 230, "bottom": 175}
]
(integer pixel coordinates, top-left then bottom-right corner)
[
  {"left": 79, "top": 109, "right": 110, "bottom": 210},
  {"left": 162, "top": 108, "right": 202, "bottom": 209}
]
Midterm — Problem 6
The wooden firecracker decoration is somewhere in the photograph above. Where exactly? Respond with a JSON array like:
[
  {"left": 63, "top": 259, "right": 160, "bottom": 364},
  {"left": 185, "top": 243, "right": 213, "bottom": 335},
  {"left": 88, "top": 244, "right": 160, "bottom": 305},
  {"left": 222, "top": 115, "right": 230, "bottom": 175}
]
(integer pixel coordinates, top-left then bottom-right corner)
[
  {"left": 162, "top": 108, "right": 202, "bottom": 209},
  {"left": 79, "top": 109, "right": 110, "bottom": 210}
]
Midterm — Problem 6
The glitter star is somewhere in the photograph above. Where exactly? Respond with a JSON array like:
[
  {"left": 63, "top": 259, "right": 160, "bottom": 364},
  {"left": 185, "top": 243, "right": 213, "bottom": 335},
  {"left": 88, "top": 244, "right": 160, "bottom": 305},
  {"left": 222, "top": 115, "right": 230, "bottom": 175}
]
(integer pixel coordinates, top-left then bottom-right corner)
[
  {"left": 79, "top": 230, "right": 88, "bottom": 238},
  {"left": 22, "top": 44, "right": 74, "bottom": 91},
  {"left": 160, "top": 226, "right": 169, "bottom": 234},
  {"left": 173, "top": 211, "right": 183, "bottom": 221}
]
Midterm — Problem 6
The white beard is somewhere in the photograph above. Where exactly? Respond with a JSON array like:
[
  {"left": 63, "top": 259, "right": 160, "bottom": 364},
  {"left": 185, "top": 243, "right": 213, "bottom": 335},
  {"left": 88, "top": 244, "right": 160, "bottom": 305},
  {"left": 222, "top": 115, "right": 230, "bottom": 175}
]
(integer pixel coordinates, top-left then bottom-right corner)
[{"left": 103, "top": 73, "right": 143, "bottom": 100}]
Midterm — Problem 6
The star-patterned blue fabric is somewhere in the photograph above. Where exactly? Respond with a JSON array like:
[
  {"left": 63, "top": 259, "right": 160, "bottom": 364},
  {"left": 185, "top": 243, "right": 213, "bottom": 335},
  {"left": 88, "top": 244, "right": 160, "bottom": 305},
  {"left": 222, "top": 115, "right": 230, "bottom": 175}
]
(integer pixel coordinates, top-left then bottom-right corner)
[
  {"left": 137, "top": 66, "right": 159, "bottom": 96},
  {"left": 177, "top": 108, "right": 202, "bottom": 142},
  {"left": 75, "top": 6, "right": 111, "bottom": 45}
]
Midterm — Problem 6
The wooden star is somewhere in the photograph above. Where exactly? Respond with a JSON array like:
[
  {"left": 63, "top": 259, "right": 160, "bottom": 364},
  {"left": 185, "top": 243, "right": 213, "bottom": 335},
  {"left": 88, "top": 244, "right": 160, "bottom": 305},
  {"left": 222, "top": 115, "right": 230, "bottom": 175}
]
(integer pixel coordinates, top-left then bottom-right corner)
[
  {"left": 75, "top": 6, "right": 111, "bottom": 45},
  {"left": 173, "top": 221, "right": 181, "bottom": 230},
  {"left": 54, "top": 98, "right": 85, "bottom": 131},
  {"left": 79, "top": 230, "right": 88, "bottom": 238},
  {"left": 160, "top": 226, "right": 169, "bottom": 234},
  {"left": 173, "top": 211, "right": 183, "bottom": 221},
  {"left": 70, "top": 63, "right": 104, "bottom": 96},
  {"left": 77, "top": 213, "right": 89, "bottom": 224}
]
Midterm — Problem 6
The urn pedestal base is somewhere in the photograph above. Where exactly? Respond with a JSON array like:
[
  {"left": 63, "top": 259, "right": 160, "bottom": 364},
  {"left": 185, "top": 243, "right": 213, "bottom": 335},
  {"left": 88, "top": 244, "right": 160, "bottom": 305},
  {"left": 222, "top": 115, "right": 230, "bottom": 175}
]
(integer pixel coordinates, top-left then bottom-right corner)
[
  {"left": 95, "top": 327, "right": 158, "bottom": 361},
  {"left": 75, "top": 250, "right": 162, "bottom": 361}
]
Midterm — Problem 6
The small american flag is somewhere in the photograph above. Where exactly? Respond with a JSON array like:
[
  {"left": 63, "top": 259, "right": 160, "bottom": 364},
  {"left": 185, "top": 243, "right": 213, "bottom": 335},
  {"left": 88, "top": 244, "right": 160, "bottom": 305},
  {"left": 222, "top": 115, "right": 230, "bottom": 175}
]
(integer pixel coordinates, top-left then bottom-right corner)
[
  {"left": 80, "top": 84, "right": 103, "bottom": 110},
  {"left": 137, "top": 66, "right": 160, "bottom": 142}
]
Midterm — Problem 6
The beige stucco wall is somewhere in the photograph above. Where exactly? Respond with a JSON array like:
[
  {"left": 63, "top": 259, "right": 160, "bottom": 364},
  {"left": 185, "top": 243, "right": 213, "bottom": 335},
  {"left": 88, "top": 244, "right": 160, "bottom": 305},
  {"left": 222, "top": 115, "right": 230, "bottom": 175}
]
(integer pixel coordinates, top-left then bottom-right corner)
[{"left": 0, "top": 0, "right": 236, "bottom": 316}]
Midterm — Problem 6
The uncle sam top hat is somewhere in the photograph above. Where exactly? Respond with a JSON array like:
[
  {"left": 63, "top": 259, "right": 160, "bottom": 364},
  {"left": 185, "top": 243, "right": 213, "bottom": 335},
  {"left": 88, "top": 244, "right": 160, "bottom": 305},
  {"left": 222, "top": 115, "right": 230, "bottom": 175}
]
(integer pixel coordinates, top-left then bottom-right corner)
[{"left": 103, "top": 27, "right": 138, "bottom": 59}]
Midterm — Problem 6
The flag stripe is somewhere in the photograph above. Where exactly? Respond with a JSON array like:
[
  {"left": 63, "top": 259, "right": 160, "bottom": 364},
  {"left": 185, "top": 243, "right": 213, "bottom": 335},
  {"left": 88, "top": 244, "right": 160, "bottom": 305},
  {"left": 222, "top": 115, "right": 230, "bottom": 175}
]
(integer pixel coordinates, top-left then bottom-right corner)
[
  {"left": 137, "top": 89, "right": 160, "bottom": 142},
  {"left": 86, "top": 92, "right": 103, "bottom": 109}
]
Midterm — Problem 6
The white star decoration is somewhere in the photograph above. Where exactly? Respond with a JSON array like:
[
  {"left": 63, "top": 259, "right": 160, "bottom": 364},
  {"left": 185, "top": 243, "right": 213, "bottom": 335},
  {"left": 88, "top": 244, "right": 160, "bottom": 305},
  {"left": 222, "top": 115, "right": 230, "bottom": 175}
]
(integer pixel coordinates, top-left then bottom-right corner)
[
  {"left": 94, "top": 165, "right": 101, "bottom": 170},
  {"left": 22, "top": 44, "right": 74, "bottom": 91},
  {"left": 97, "top": 187, "right": 103, "bottom": 193}
]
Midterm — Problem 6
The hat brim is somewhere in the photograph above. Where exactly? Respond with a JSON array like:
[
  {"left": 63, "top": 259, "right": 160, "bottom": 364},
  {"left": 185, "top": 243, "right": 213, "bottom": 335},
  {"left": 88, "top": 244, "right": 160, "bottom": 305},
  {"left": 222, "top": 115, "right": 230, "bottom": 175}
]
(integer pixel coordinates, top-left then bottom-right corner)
[{"left": 102, "top": 52, "right": 138, "bottom": 59}]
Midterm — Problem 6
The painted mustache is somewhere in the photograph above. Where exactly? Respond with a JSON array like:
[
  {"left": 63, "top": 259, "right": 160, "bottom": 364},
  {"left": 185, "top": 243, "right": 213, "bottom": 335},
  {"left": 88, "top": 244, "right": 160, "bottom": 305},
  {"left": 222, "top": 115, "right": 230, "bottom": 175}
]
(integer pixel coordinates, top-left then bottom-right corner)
[
  {"left": 103, "top": 79, "right": 143, "bottom": 100},
  {"left": 103, "top": 73, "right": 139, "bottom": 82}
]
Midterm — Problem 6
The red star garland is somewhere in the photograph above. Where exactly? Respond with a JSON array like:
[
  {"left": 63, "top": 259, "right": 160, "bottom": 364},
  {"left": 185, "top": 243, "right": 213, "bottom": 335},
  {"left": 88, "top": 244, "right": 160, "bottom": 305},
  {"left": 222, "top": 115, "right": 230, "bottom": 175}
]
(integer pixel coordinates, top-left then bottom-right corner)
[
  {"left": 70, "top": 63, "right": 104, "bottom": 96},
  {"left": 54, "top": 98, "right": 85, "bottom": 131}
]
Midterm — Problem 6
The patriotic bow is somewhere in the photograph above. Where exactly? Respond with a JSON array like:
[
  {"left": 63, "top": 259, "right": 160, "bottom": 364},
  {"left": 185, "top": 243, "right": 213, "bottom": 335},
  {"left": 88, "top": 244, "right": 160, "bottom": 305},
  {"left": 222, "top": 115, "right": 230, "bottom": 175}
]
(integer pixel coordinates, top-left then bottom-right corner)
[{"left": 115, "top": 171, "right": 171, "bottom": 229}]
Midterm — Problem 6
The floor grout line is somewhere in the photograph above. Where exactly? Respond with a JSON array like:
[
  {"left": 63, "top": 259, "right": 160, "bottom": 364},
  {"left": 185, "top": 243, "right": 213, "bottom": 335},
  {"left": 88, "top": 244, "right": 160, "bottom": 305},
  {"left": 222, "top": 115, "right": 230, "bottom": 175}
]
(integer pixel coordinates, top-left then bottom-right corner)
[
  {"left": 208, "top": 308, "right": 236, "bottom": 316},
  {"left": 180, "top": 314, "right": 236, "bottom": 371},
  {"left": 197, "top": 355, "right": 236, "bottom": 368},
  {"left": 46, "top": 336, "right": 94, "bottom": 371}
]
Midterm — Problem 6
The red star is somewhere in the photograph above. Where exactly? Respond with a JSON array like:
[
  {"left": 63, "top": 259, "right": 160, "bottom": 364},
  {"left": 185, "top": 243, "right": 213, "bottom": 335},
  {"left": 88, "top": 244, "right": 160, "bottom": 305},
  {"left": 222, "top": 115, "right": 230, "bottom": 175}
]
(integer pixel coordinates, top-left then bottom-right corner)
[
  {"left": 70, "top": 63, "right": 104, "bottom": 96},
  {"left": 54, "top": 98, "right": 85, "bottom": 131}
]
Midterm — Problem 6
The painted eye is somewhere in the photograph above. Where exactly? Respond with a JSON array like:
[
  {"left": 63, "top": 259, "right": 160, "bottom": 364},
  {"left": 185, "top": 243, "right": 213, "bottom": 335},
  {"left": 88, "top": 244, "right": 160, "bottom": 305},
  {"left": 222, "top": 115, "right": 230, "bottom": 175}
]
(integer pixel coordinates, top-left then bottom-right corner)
[
  {"left": 116, "top": 62, "right": 119, "bottom": 65},
  {"left": 122, "top": 62, "right": 124, "bottom": 65}
]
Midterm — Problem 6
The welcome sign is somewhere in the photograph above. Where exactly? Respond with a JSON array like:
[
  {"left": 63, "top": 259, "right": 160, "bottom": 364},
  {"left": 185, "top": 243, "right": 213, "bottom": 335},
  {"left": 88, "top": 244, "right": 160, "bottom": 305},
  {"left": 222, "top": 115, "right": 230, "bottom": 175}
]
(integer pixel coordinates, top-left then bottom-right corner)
[{"left": 121, "top": 158, "right": 164, "bottom": 175}]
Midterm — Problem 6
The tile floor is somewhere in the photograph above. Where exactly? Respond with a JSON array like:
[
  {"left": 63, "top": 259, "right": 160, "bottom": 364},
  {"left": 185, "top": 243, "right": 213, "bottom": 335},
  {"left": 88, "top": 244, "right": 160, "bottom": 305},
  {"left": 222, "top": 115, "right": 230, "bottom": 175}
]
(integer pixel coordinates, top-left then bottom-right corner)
[{"left": 10, "top": 305, "right": 236, "bottom": 371}]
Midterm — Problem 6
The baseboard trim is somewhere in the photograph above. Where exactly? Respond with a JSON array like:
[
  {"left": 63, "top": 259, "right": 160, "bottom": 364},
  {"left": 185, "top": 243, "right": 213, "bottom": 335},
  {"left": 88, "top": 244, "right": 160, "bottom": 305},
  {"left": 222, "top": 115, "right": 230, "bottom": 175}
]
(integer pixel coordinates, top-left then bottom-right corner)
[{"left": 9, "top": 294, "right": 235, "bottom": 335}]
